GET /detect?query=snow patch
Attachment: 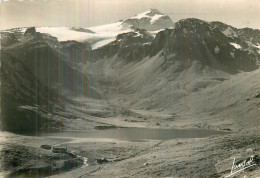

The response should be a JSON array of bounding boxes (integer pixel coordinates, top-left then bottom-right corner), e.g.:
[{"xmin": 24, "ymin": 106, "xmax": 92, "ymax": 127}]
[
  {"xmin": 223, "ymin": 27, "xmax": 238, "ymax": 38},
  {"xmin": 143, "ymin": 42, "xmax": 151, "ymax": 45},
  {"xmin": 248, "ymin": 43, "xmax": 260, "ymax": 54},
  {"xmin": 130, "ymin": 11, "xmax": 151, "ymax": 19},
  {"xmin": 245, "ymin": 41, "xmax": 260, "ymax": 54},
  {"xmin": 130, "ymin": 9, "xmax": 167, "ymax": 25},
  {"xmin": 133, "ymin": 31, "xmax": 144, "ymax": 38},
  {"xmin": 150, "ymin": 14, "xmax": 165, "ymax": 24},
  {"xmin": 36, "ymin": 22, "xmax": 132, "ymax": 49},
  {"xmin": 255, "ymin": 44, "xmax": 260, "ymax": 54},
  {"xmin": 230, "ymin": 42, "xmax": 241, "ymax": 49},
  {"xmin": 148, "ymin": 28, "xmax": 173, "ymax": 37},
  {"xmin": 36, "ymin": 27, "xmax": 91, "ymax": 41},
  {"xmin": 92, "ymin": 38, "xmax": 116, "ymax": 49},
  {"xmin": 254, "ymin": 44, "xmax": 260, "ymax": 50}
]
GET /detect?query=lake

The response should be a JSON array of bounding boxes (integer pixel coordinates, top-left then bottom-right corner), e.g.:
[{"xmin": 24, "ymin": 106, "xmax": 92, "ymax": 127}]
[{"xmin": 40, "ymin": 127, "xmax": 228, "ymax": 142}]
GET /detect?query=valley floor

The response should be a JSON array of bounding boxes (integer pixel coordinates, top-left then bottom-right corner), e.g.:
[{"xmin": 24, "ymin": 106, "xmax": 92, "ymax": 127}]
[{"xmin": 1, "ymin": 115, "xmax": 260, "ymax": 178}]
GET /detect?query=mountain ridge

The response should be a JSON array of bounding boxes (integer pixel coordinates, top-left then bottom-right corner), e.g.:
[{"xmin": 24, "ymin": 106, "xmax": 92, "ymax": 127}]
[{"xmin": 1, "ymin": 9, "xmax": 260, "ymax": 132}]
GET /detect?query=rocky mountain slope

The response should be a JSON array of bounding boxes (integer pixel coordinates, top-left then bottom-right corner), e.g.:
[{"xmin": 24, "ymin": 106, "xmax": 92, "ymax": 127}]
[
  {"xmin": 1, "ymin": 9, "xmax": 260, "ymax": 133},
  {"xmin": 0, "ymin": 27, "xmax": 100, "ymax": 132},
  {"xmin": 90, "ymin": 18, "xmax": 260, "ymax": 73}
]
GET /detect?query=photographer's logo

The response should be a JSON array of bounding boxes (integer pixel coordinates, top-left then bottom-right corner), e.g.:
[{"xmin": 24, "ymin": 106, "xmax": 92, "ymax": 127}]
[{"xmin": 225, "ymin": 155, "xmax": 258, "ymax": 178}]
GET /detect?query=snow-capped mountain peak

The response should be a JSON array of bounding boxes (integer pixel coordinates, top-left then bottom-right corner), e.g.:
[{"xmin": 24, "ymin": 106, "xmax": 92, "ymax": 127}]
[
  {"xmin": 123, "ymin": 9, "xmax": 174, "ymax": 31},
  {"xmin": 130, "ymin": 9, "xmax": 164, "ymax": 22},
  {"xmin": 2, "ymin": 9, "xmax": 174, "ymax": 50}
]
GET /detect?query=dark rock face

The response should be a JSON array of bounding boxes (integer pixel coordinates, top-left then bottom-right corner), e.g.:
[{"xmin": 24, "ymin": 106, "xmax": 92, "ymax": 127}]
[
  {"xmin": 0, "ymin": 33, "xmax": 19, "ymax": 47},
  {"xmin": 60, "ymin": 40, "xmax": 92, "ymax": 51},
  {"xmin": 149, "ymin": 28, "xmax": 174, "ymax": 57},
  {"xmin": 0, "ymin": 51, "xmax": 59, "ymax": 132},
  {"xmin": 2, "ymin": 39, "xmax": 99, "ymax": 98},
  {"xmin": 0, "ymin": 29, "xmax": 100, "ymax": 132},
  {"xmin": 116, "ymin": 29, "xmax": 153, "ymax": 47},
  {"xmin": 59, "ymin": 40, "xmax": 92, "ymax": 64},
  {"xmin": 91, "ymin": 29, "xmax": 153, "ymax": 62},
  {"xmin": 116, "ymin": 29, "xmax": 153, "ymax": 61},
  {"xmin": 90, "ymin": 18, "xmax": 260, "ymax": 74},
  {"xmin": 23, "ymin": 27, "xmax": 43, "ymax": 40},
  {"xmin": 24, "ymin": 27, "xmax": 36, "ymax": 36},
  {"xmin": 149, "ymin": 19, "xmax": 259, "ymax": 73},
  {"xmin": 210, "ymin": 21, "xmax": 260, "ymax": 44}
]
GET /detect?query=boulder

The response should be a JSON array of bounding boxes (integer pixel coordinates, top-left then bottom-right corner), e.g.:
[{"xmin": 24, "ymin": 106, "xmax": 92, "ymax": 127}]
[
  {"xmin": 24, "ymin": 27, "xmax": 36, "ymax": 36},
  {"xmin": 40, "ymin": 145, "xmax": 52, "ymax": 150},
  {"xmin": 96, "ymin": 158, "xmax": 108, "ymax": 164}
]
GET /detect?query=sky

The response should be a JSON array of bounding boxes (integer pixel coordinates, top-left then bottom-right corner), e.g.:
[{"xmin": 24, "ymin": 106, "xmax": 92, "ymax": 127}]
[{"xmin": 0, "ymin": 0, "xmax": 260, "ymax": 30}]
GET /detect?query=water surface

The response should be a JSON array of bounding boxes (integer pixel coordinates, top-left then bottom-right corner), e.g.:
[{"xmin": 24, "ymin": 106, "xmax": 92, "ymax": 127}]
[{"xmin": 41, "ymin": 127, "xmax": 227, "ymax": 142}]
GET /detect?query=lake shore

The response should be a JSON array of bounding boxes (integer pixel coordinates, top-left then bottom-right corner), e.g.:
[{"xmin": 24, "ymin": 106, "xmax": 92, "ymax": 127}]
[{"xmin": 1, "ymin": 117, "xmax": 260, "ymax": 178}]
